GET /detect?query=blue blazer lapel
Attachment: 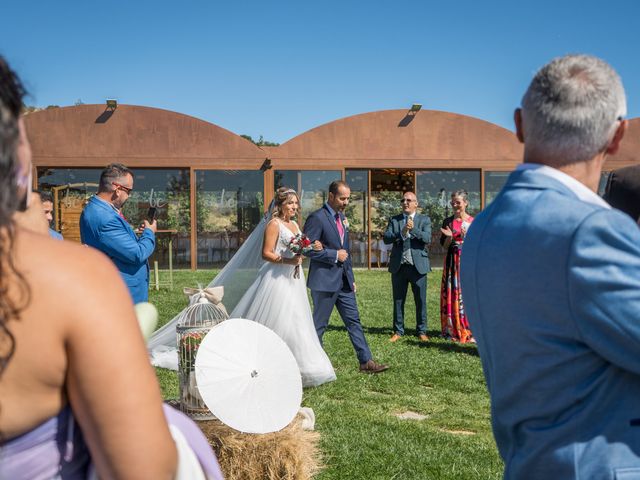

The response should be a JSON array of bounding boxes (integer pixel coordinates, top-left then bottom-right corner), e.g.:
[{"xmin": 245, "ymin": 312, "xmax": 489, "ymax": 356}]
[
  {"xmin": 91, "ymin": 196, "xmax": 135, "ymax": 239},
  {"xmin": 393, "ymin": 214, "xmax": 403, "ymax": 237}
]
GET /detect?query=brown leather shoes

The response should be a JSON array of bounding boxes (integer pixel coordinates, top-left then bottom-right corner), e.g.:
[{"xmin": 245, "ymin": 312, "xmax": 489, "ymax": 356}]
[
  {"xmin": 389, "ymin": 333, "xmax": 402, "ymax": 343},
  {"xmin": 359, "ymin": 360, "xmax": 389, "ymax": 374},
  {"xmin": 418, "ymin": 334, "xmax": 430, "ymax": 342}
]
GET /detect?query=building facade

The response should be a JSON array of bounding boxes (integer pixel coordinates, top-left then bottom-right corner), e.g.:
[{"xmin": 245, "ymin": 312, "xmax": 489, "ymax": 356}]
[{"xmin": 26, "ymin": 104, "xmax": 639, "ymax": 269}]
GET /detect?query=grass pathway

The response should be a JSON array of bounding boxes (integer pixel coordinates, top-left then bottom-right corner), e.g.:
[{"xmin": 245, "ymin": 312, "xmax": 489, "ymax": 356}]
[{"xmin": 151, "ymin": 269, "xmax": 503, "ymax": 479}]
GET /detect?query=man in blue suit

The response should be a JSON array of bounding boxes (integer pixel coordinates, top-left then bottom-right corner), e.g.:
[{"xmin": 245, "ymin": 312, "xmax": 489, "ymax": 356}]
[
  {"xmin": 461, "ymin": 54, "xmax": 639, "ymax": 479},
  {"xmin": 304, "ymin": 180, "xmax": 388, "ymax": 374},
  {"xmin": 383, "ymin": 191, "xmax": 431, "ymax": 342},
  {"xmin": 80, "ymin": 163, "xmax": 157, "ymax": 304}
]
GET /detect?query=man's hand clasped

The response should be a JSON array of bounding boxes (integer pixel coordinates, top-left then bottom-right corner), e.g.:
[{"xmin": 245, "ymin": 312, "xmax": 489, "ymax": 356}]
[{"xmin": 402, "ymin": 217, "xmax": 414, "ymax": 236}]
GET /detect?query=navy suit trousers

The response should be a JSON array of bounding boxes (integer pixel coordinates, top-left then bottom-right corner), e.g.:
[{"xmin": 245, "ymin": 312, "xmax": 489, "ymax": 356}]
[
  {"xmin": 311, "ymin": 275, "xmax": 372, "ymax": 364},
  {"xmin": 391, "ymin": 264, "xmax": 427, "ymax": 335}
]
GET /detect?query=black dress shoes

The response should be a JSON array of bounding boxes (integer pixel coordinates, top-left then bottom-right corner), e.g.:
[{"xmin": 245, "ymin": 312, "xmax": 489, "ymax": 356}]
[{"xmin": 359, "ymin": 360, "xmax": 389, "ymax": 374}]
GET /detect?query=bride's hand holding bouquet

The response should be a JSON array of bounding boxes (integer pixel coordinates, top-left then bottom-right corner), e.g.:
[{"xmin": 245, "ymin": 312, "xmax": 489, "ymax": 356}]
[{"xmin": 287, "ymin": 233, "xmax": 318, "ymax": 278}]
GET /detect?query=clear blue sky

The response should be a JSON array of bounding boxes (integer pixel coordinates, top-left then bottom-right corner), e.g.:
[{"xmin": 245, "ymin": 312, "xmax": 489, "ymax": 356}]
[{"xmin": 3, "ymin": 0, "xmax": 638, "ymax": 143}]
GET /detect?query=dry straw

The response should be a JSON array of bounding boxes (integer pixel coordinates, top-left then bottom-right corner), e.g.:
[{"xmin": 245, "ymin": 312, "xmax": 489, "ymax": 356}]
[{"xmin": 199, "ymin": 414, "xmax": 323, "ymax": 480}]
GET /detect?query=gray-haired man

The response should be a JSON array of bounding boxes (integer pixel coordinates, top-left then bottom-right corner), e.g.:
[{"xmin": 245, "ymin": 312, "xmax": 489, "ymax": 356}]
[{"xmin": 461, "ymin": 55, "xmax": 640, "ymax": 479}]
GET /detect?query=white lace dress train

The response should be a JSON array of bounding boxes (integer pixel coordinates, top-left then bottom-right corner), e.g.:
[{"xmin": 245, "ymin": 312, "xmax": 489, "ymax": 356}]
[{"xmin": 230, "ymin": 221, "xmax": 336, "ymax": 387}]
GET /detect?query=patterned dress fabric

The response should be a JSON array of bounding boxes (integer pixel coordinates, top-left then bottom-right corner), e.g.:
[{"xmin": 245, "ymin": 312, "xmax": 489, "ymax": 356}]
[{"xmin": 440, "ymin": 216, "xmax": 474, "ymax": 343}]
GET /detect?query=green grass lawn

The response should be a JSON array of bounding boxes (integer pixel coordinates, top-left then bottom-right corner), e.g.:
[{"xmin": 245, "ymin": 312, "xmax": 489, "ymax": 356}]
[{"xmin": 150, "ymin": 269, "xmax": 503, "ymax": 479}]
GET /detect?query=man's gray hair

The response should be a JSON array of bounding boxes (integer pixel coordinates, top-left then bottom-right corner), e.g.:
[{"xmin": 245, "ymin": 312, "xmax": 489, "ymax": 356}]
[{"xmin": 521, "ymin": 54, "xmax": 626, "ymax": 165}]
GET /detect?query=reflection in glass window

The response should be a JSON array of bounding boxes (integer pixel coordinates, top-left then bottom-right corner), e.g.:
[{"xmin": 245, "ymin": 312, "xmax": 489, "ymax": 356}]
[
  {"xmin": 274, "ymin": 170, "xmax": 341, "ymax": 222},
  {"xmin": 37, "ymin": 167, "xmax": 102, "ymax": 243},
  {"xmin": 123, "ymin": 169, "xmax": 192, "ymax": 269},
  {"xmin": 415, "ymin": 170, "xmax": 481, "ymax": 266},
  {"xmin": 345, "ymin": 170, "xmax": 368, "ymax": 268},
  {"xmin": 484, "ymin": 171, "xmax": 511, "ymax": 206},
  {"xmin": 416, "ymin": 170, "xmax": 480, "ymax": 224},
  {"xmin": 196, "ymin": 170, "xmax": 264, "ymax": 268},
  {"xmin": 37, "ymin": 168, "xmax": 192, "ymax": 269},
  {"xmin": 369, "ymin": 169, "xmax": 414, "ymax": 268}
]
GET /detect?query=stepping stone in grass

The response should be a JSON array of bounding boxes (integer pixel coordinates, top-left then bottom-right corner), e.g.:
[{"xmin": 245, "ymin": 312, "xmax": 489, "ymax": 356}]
[
  {"xmin": 439, "ymin": 428, "xmax": 476, "ymax": 435},
  {"xmin": 394, "ymin": 411, "xmax": 428, "ymax": 420}
]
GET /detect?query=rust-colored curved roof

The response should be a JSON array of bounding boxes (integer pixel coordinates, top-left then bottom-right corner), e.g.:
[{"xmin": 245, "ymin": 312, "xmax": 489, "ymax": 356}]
[
  {"xmin": 608, "ymin": 117, "xmax": 640, "ymax": 169},
  {"xmin": 267, "ymin": 109, "xmax": 524, "ymax": 170},
  {"xmin": 25, "ymin": 104, "xmax": 266, "ymax": 168}
]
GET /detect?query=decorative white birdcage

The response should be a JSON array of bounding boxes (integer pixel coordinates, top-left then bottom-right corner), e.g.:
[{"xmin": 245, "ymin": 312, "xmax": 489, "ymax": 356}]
[{"xmin": 177, "ymin": 286, "xmax": 229, "ymax": 420}]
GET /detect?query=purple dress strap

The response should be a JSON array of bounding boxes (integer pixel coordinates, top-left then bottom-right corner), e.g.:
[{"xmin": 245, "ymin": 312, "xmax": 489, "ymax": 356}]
[{"xmin": 1, "ymin": 404, "xmax": 223, "ymax": 480}]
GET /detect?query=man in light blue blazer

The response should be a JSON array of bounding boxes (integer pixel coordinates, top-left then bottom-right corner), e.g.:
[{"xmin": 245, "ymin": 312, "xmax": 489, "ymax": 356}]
[
  {"xmin": 80, "ymin": 163, "xmax": 157, "ymax": 304},
  {"xmin": 461, "ymin": 54, "xmax": 639, "ymax": 479}
]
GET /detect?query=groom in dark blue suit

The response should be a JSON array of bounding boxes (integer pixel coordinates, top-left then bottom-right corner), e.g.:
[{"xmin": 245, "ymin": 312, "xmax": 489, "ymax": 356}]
[{"xmin": 304, "ymin": 180, "xmax": 388, "ymax": 374}]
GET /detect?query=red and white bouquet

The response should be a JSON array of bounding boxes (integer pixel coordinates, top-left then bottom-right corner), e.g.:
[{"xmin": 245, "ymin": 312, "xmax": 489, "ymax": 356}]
[{"xmin": 287, "ymin": 233, "xmax": 313, "ymax": 278}]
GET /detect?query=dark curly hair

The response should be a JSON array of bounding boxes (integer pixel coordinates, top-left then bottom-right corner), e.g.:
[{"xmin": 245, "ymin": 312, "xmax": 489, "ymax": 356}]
[{"xmin": 0, "ymin": 56, "xmax": 30, "ymax": 378}]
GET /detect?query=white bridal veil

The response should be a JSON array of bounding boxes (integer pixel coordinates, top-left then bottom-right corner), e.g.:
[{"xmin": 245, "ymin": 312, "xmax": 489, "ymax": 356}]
[{"xmin": 148, "ymin": 202, "xmax": 274, "ymax": 369}]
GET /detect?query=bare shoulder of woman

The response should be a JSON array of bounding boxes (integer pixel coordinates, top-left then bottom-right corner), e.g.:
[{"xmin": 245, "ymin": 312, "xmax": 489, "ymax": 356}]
[
  {"xmin": 17, "ymin": 230, "xmax": 124, "ymax": 308},
  {"xmin": 264, "ymin": 218, "xmax": 281, "ymax": 235},
  {"xmin": 15, "ymin": 230, "xmax": 177, "ymax": 478}
]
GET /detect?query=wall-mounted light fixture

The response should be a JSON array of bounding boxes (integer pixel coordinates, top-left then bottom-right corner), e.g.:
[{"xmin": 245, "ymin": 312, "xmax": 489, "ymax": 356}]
[
  {"xmin": 260, "ymin": 159, "xmax": 272, "ymax": 171},
  {"xmin": 410, "ymin": 103, "xmax": 422, "ymax": 113},
  {"xmin": 106, "ymin": 99, "xmax": 118, "ymax": 110}
]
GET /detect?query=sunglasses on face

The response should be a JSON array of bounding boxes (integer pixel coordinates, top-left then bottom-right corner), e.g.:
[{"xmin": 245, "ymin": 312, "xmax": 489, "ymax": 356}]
[
  {"xmin": 113, "ymin": 182, "xmax": 133, "ymax": 194},
  {"xmin": 400, "ymin": 199, "xmax": 416, "ymax": 204}
]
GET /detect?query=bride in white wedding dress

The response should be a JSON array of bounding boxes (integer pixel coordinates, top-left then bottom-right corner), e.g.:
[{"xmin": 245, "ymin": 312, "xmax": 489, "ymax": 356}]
[
  {"xmin": 232, "ymin": 187, "xmax": 336, "ymax": 387},
  {"xmin": 148, "ymin": 187, "xmax": 336, "ymax": 388}
]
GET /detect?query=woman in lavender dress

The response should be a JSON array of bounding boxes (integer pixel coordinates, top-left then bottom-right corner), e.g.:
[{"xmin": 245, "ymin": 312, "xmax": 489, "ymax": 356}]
[{"xmin": 0, "ymin": 56, "xmax": 222, "ymax": 480}]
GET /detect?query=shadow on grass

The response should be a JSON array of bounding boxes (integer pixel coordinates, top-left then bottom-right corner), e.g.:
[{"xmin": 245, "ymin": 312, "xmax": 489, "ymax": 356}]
[
  {"xmin": 326, "ymin": 325, "xmax": 478, "ymax": 356},
  {"xmin": 414, "ymin": 339, "xmax": 480, "ymax": 357},
  {"xmin": 326, "ymin": 324, "xmax": 391, "ymax": 336}
]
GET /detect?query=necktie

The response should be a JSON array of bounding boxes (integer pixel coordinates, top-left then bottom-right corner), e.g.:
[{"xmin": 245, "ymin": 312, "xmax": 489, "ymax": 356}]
[
  {"xmin": 402, "ymin": 215, "xmax": 413, "ymax": 265},
  {"xmin": 335, "ymin": 213, "xmax": 344, "ymax": 243}
]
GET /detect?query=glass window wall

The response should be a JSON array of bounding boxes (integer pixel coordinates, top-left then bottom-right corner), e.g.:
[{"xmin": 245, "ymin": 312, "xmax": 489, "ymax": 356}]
[
  {"xmin": 415, "ymin": 170, "xmax": 481, "ymax": 267},
  {"xmin": 37, "ymin": 168, "xmax": 192, "ymax": 268},
  {"xmin": 484, "ymin": 171, "xmax": 511, "ymax": 206},
  {"xmin": 369, "ymin": 169, "xmax": 414, "ymax": 268},
  {"xmin": 274, "ymin": 170, "xmax": 342, "ymax": 223},
  {"xmin": 345, "ymin": 170, "xmax": 369, "ymax": 268},
  {"xmin": 195, "ymin": 170, "xmax": 264, "ymax": 268}
]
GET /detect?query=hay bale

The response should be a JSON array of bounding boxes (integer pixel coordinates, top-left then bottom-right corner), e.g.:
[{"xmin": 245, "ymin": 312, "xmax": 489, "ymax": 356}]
[{"xmin": 199, "ymin": 414, "xmax": 323, "ymax": 480}]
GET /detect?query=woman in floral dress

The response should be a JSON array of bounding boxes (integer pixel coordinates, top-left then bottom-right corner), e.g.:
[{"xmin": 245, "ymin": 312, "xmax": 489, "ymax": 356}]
[{"xmin": 440, "ymin": 190, "xmax": 474, "ymax": 343}]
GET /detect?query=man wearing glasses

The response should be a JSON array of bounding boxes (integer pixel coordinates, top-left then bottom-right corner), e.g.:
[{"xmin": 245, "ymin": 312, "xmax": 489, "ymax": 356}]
[
  {"xmin": 383, "ymin": 191, "xmax": 432, "ymax": 342},
  {"xmin": 80, "ymin": 163, "xmax": 157, "ymax": 304}
]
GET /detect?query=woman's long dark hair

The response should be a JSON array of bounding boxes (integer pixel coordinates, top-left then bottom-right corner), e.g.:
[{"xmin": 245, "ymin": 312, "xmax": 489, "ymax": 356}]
[{"xmin": 0, "ymin": 56, "xmax": 30, "ymax": 379}]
